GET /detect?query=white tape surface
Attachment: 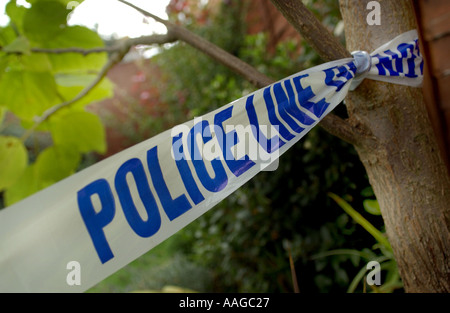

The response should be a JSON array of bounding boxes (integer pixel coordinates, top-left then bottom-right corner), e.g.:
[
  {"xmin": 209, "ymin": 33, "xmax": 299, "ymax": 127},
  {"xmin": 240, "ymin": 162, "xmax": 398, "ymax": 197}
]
[{"xmin": 0, "ymin": 30, "xmax": 422, "ymax": 292}]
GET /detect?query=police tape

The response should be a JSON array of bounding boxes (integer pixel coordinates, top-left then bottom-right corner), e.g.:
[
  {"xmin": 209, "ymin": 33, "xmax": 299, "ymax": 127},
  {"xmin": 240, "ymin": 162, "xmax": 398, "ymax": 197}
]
[{"xmin": 0, "ymin": 30, "xmax": 422, "ymax": 292}]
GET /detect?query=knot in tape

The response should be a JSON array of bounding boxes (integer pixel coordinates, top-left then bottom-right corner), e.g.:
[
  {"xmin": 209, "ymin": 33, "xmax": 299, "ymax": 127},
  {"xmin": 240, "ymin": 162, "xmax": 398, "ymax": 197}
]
[{"xmin": 350, "ymin": 50, "xmax": 371, "ymax": 91}]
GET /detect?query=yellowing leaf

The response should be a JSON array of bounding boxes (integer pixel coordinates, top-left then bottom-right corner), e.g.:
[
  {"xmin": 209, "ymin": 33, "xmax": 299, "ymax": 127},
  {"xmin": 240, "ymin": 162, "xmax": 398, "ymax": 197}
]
[
  {"xmin": 55, "ymin": 74, "xmax": 113, "ymax": 108},
  {"xmin": 0, "ymin": 136, "xmax": 28, "ymax": 191},
  {"xmin": 3, "ymin": 36, "xmax": 30, "ymax": 54},
  {"xmin": 44, "ymin": 26, "xmax": 108, "ymax": 74},
  {"xmin": 3, "ymin": 145, "xmax": 81, "ymax": 206},
  {"xmin": 0, "ymin": 106, "xmax": 7, "ymax": 126},
  {"xmin": 50, "ymin": 110, "xmax": 106, "ymax": 154},
  {"xmin": 4, "ymin": 165, "xmax": 38, "ymax": 206},
  {"xmin": 0, "ymin": 70, "xmax": 59, "ymax": 120},
  {"xmin": 34, "ymin": 145, "xmax": 81, "ymax": 184}
]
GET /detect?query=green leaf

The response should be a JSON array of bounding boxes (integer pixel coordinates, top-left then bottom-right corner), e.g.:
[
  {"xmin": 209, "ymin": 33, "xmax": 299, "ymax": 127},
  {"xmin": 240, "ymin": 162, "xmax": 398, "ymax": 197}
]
[
  {"xmin": 19, "ymin": 53, "xmax": 53, "ymax": 72},
  {"xmin": 0, "ymin": 25, "xmax": 17, "ymax": 46},
  {"xmin": 0, "ymin": 70, "xmax": 59, "ymax": 120},
  {"xmin": 363, "ymin": 199, "xmax": 381, "ymax": 215},
  {"xmin": 1, "ymin": 52, "xmax": 52, "ymax": 72},
  {"xmin": 328, "ymin": 193, "xmax": 392, "ymax": 251},
  {"xmin": 360, "ymin": 186, "xmax": 374, "ymax": 197},
  {"xmin": 2, "ymin": 36, "xmax": 30, "ymax": 54},
  {"xmin": 44, "ymin": 26, "xmax": 108, "ymax": 74},
  {"xmin": 4, "ymin": 165, "xmax": 38, "ymax": 206},
  {"xmin": 0, "ymin": 106, "xmax": 7, "ymax": 126},
  {"xmin": 6, "ymin": 0, "xmax": 27, "ymax": 33},
  {"xmin": 50, "ymin": 110, "xmax": 106, "ymax": 154},
  {"xmin": 0, "ymin": 135, "xmax": 28, "ymax": 191},
  {"xmin": 3, "ymin": 145, "xmax": 82, "ymax": 206},
  {"xmin": 23, "ymin": 0, "xmax": 68, "ymax": 43},
  {"xmin": 26, "ymin": 0, "xmax": 84, "ymax": 6},
  {"xmin": 34, "ymin": 145, "xmax": 81, "ymax": 185},
  {"xmin": 55, "ymin": 73, "xmax": 113, "ymax": 108},
  {"xmin": 0, "ymin": 55, "xmax": 8, "ymax": 81}
]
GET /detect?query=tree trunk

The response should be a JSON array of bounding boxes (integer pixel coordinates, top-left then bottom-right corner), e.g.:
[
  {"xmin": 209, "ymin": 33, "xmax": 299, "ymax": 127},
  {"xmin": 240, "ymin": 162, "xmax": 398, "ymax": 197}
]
[{"xmin": 339, "ymin": 0, "xmax": 450, "ymax": 292}]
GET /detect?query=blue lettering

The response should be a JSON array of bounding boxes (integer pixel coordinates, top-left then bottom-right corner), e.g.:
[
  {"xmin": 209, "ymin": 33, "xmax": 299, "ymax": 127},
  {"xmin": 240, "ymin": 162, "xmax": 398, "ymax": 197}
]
[
  {"xmin": 273, "ymin": 80, "xmax": 315, "ymax": 131},
  {"xmin": 292, "ymin": 74, "xmax": 331, "ymax": 118},
  {"xmin": 373, "ymin": 45, "xmax": 418, "ymax": 78},
  {"xmin": 323, "ymin": 65, "xmax": 353, "ymax": 92},
  {"xmin": 115, "ymin": 158, "xmax": 161, "ymax": 238},
  {"xmin": 172, "ymin": 133, "xmax": 205, "ymax": 205},
  {"xmin": 373, "ymin": 51, "xmax": 399, "ymax": 77},
  {"xmin": 245, "ymin": 94, "xmax": 285, "ymax": 153},
  {"xmin": 263, "ymin": 87, "xmax": 295, "ymax": 141},
  {"xmin": 188, "ymin": 120, "xmax": 228, "ymax": 192},
  {"xmin": 214, "ymin": 106, "xmax": 255, "ymax": 177},
  {"xmin": 397, "ymin": 43, "xmax": 417, "ymax": 78},
  {"xmin": 77, "ymin": 179, "xmax": 116, "ymax": 264},
  {"xmin": 147, "ymin": 146, "xmax": 192, "ymax": 221}
]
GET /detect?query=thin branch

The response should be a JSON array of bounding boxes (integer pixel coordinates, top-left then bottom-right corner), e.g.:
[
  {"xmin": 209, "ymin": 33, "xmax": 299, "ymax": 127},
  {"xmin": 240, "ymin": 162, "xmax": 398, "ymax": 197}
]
[
  {"xmin": 2, "ymin": 34, "xmax": 177, "ymax": 56},
  {"xmin": 319, "ymin": 114, "xmax": 377, "ymax": 149},
  {"xmin": 118, "ymin": 0, "xmax": 274, "ymax": 88},
  {"xmin": 270, "ymin": 0, "xmax": 351, "ymax": 61},
  {"xmin": 117, "ymin": 0, "xmax": 371, "ymax": 147},
  {"xmin": 269, "ymin": 0, "xmax": 379, "ymax": 148},
  {"xmin": 30, "ymin": 46, "xmax": 118, "ymax": 55},
  {"xmin": 21, "ymin": 33, "xmax": 176, "ymax": 142}
]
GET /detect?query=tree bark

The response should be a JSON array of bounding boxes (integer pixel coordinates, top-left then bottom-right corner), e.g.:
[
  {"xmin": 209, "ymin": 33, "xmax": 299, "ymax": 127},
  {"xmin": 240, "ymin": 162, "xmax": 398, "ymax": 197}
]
[{"xmin": 339, "ymin": 0, "xmax": 450, "ymax": 292}]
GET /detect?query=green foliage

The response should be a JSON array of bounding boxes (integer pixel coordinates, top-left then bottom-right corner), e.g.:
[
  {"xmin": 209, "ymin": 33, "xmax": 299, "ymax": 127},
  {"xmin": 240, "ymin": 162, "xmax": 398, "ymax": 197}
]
[
  {"xmin": 0, "ymin": 0, "xmax": 112, "ymax": 206},
  {"xmin": 328, "ymin": 193, "xmax": 391, "ymax": 251},
  {"xmin": 314, "ymin": 193, "xmax": 402, "ymax": 293}
]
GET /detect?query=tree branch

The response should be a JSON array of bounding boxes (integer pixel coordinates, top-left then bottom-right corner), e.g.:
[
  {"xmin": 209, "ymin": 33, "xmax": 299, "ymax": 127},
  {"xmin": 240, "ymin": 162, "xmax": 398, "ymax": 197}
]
[
  {"xmin": 21, "ymin": 33, "xmax": 176, "ymax": 142},
  {"xmin": 270, "ymin": 0, "xmax": 351, "ymax": 61},
  {"xmin": 1, "ymin": 34, "xmax": 177, "ymax": 56},
  {"xmin": 30, "ymin": 46, "xmax": 118, "ymax": 55},
  {"xmin": 117, "ymin": 1, "xmax": 372, "ymax": 146},
  {"xmin": 269, "ymin": 0, "xmax": 379, "ymax": 148},
  {"xmin": 118, "ymin": 0, "xmax": 274, "ymax": 89}
]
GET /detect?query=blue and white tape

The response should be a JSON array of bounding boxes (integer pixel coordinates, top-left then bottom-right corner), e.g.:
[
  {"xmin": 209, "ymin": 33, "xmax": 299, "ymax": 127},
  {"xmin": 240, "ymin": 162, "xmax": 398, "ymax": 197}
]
[{"xmin": 0, "ymin": 30, "xmax": 423, "ymax": 292}]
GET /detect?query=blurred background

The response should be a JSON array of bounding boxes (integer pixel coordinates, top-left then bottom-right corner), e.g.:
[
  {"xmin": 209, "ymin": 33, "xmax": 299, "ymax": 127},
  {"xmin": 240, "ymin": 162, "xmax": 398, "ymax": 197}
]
[{"xmin": 0, "ymin": 0, "xmax": 405, "ymax": 293}]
